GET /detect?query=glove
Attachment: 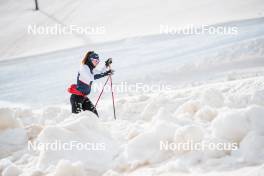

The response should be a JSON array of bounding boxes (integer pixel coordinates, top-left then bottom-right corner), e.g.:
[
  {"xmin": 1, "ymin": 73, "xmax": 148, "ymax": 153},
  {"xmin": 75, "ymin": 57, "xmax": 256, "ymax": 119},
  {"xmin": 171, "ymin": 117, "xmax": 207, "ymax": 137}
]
[
  {"xmin": 104, "ymin": 69, "xmax": 115, "ymax": 76},
  {"xmin": 105, "ymin": 58, "xmax": 112, "ymax": 67}
]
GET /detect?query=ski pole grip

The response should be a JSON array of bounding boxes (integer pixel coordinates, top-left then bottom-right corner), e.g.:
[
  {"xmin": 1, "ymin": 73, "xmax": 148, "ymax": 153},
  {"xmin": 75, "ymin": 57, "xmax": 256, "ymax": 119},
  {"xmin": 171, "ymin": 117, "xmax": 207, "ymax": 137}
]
[{"xmin": 105, "ymin": 58, "xmax": 112, "ymax": 68}]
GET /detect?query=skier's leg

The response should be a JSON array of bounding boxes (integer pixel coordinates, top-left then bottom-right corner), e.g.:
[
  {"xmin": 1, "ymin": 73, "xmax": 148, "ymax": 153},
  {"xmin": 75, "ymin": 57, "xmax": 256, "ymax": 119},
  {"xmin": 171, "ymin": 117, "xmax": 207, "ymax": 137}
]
[
  {"xmin": 70, "ymin": 94, "xmax": 83, "ymax": 114},
  {"xmin": 82, "ymin": 98, "xmax": 99, "ymax": 117}
]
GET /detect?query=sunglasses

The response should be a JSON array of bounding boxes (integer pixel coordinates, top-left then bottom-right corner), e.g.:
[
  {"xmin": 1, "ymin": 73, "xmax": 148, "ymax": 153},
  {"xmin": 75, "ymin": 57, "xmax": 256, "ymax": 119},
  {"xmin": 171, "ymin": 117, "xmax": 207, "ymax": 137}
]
[{"xmin": 91, "ymin": 58, "xmax": 100, "ymax": 64}]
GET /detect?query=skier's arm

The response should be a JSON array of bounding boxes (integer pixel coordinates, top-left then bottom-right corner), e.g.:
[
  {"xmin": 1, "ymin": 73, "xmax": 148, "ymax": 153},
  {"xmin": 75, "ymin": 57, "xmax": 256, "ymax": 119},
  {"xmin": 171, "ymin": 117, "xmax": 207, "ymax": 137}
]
[
  {"xmin": 93, "ymin": 65, "xmax": 106, "ymax": 80},
  {"xmin": 94, "ymin": 58, "xmax": 114, "ymax": 80},
  {"xmin": 94, "ymin": 69, "xmax": 114, "ymax": 79},
  {"xmin": 94, "ymin": 72, "xmax": 106, "ymax": 79}
]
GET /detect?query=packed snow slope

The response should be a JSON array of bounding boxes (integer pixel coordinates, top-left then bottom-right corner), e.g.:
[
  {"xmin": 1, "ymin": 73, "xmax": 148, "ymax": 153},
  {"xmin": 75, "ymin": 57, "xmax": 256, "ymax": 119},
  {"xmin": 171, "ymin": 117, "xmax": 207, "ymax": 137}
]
[
  {"xmin": 0, "ymin": 17, "xmax": 264, "ymax": 106},
  {"xmin": 1, "ymin": 0, "xmax": 264, "ymax": 60},
  {"xmin": 0, "ymin": 17, "xmax": 264, "ymax": 176}
]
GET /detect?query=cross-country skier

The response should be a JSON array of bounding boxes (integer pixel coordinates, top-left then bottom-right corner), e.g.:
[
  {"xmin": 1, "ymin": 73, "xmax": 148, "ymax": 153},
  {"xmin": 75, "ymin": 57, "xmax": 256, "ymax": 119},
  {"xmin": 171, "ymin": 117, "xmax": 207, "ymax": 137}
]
[{"xmin": 68, "ymin": 51, "xmax": 114, "ymax": 117}]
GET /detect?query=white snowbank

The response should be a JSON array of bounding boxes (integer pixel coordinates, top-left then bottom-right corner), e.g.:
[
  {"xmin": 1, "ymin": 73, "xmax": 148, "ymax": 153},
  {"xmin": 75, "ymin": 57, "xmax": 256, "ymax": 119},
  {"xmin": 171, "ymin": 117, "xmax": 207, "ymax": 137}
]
[
  {"xmin": 0, "ymin": 108, "xmax": 23, "ymax": 131},
  {"xmin": 174, "ymin": 100, "xmax": 202, "ymax": 118},
  {"xmin": 36, "ymin": 114, "xmax": 119, "ymax": 173},
  {"xmin": 251, "ymin": 90, "xmax": 264, "ymax": 106},
  {"xmin": 0, "ymin": 128, "xmax": 28, "ymax": 158},
  {"xmin": 0, "ymin": 108, "xmax": 28, "ymax": 158},
  {"xmin": 212, "ymin": 109, "xmax": 250, "ymax": 143},
  {"xmin": 174, "ymin": 125, "xmax": 205, "ymax": 145},
  {"xmin": 2, "ymin": 163, "xmax": 21, "ymax": 176},
  {"xmin": 48, "ymin": 160, "xmax": 86, "ymax": 176},
  {"xmin": 0, "ymin": 76, "xmax": 264, "ymax": 176},
  {"xmin": 246, "ymin": 105, "xmax": 264, "ymax": 134},
  {"xmin": 201, "ymin": 88, "xmax": 224, "ymax": 108},
  {"xmin": 0, "ymin": 16, "xmax": 264, "ymax": 176},
  {"xmin": 232, "ymin": 131, "xmax": 264, "ymax": 164},
  {"xmin": 122, "ymin": 120, "xmax": 177, "ymax": 165},
  {"xmin": 212, "ymin": 105, "xmax": 264, "ymax": 143},
  {"xmin": 194, "ymin": 106, "xmax": 218, "ymax": 122}
]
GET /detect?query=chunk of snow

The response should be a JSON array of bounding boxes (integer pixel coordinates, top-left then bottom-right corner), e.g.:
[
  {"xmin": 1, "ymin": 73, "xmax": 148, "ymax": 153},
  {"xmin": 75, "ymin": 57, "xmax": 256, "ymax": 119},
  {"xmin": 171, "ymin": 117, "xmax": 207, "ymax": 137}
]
[
  {"xmin": 175, "ymin": 100, "xmax": 202, "ymax": 117},
  {"xmin": 246, "ymin": 105, "xmax": 264, "ymax": 134},
  {"xmin": 194, "ymin": 106, "xmax": 218, "ymax": 121},
  {"xmin": 122, "ymin": 120, "xmax": 177, "ymax": 166},
  {"xmin": 212, "ymin": 105, "xmax": 264, "ymax": 143},
  {"xmin": 48, "ymin": 160, "xmax": 86, "ymax": 176},
  {"xmin": 201, "ymin": 88, "xmax": 224, "ymax": 108},
  {"xmin": 173, "ymin": 125, "xmax": 205, "ymax": 154},
  {"xmin": 212, "ymin": 109, "xmax": 250, "ymax": 143},
  {"xmin": 251, "ymin": 90, "xmax": 264, "ymax": 106},
  {"xmin": 37, "ymin": 115, "xmax": 119, "ymax": 173},
  {"xmin": 0, "ymin": 128, "xmax": 28, "ymax": 158},
  {"xmin": 0, "ymin": 108, "xmax": 23, "ymax": 131},
  {"xmin": 174, "ymin": 125, "xmax": 205, "ymax": 144},
  {"xmin": 232, "ymin": 131, "xmax": 264, "ymax": 163},
  {"xmin": 2, "ymin": 164, "xmax": 21, "ymax": 176}
]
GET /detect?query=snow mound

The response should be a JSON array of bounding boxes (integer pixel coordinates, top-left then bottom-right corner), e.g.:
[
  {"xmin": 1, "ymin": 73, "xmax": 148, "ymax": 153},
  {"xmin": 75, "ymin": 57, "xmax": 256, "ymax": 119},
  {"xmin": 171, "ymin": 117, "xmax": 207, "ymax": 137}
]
[
  {"xmin": 0, "ymin": 129, "xmax": 28, "ymax": 158},
  {"xmin": 251, "ymin": 90, "xmax": 264, "ymax": 106},
  {"xmin": 212, "ymin": 109, "xmax": 250, "ymax": 143},
  {"xmin": 212, "ymin": 105, "xmax": 264, "ymax": 143},
  {"xmin": 37, "ymin": 114, "xmax": 119, "ymax": 173},
  {"xmin": 0, "ymin": 108, "xmax": 28, "ymax": 158},
  {"xmin": 194, "ymin": 106, "xmax": 218, "ymax": 121},
  {"xmin": 0, "ymin": 108, "xmax": 23, "ymax": 131},
  {"xmin": 232, "ymin": 131, "xmax": 264, "ymax": 164},
  {"xmin": 174, "ymin": 125, "xmax": 205, "ymax": 144},
  {"xmin": 48, "ymin": 160, "xmax": 86, "ymax": 176},
  {"xmin": 2, "ymin": 163, "xmax": 21, "ymax": 176},
  {"xmin": 0, "ymin": 77, "xmax": 263, "ymax": 175},
  {"xmin": 201, "ymin": 88, "xmax": 224, "ymax": 108},
  {"xmin": 174, "ymin": 100, "xmax": 202, "ymax": 117},
  {"xmin": 246, "ymin": 105, "xmax": 264, "ymax": 134}
]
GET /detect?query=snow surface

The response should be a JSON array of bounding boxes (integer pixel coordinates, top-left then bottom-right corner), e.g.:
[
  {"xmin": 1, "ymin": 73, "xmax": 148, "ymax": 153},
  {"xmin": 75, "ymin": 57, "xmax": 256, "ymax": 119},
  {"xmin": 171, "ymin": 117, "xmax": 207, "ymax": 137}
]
[
  {"xmin": 1, "ymin": 0, "xmax": 264, "ymax": 60},
  {"xmin": 1, "ymin": 1, "xmax": 264, "ymax": 175}
]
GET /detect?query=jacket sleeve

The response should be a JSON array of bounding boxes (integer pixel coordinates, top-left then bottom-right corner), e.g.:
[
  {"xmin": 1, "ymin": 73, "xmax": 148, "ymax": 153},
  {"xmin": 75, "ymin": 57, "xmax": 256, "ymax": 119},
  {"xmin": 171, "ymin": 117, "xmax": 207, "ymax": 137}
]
[
  {"xmin": 94, "ymin": 72, "xmax": 107, "ymax": 80},
  {"xmin": 93, "ymin": 66, "xmax": 108, "ymax": 80}
]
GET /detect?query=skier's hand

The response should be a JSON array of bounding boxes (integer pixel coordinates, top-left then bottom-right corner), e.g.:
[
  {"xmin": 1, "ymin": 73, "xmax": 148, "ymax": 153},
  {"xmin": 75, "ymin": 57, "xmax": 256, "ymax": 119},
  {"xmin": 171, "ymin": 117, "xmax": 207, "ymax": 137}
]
[
  {"xmin": 104, "ymin": 69, "xmax": 114, "ymax": 76},
  {"xmin": 105, "ymin": 58, "xmax": 112, "ymax": 67}
]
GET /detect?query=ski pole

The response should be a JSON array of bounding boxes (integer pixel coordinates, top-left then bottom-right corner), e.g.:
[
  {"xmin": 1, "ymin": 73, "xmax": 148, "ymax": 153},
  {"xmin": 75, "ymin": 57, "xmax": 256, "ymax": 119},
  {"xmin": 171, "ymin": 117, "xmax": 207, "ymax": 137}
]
[
  {"xmin": 109, "ymin": 75, "xmax": 116, "ymax": 120},
  {"xmin": 108, "ymin": 64, "xmax": 116, "ymax": 120},
  {"xmin": 95, "ymin": 76, "xmax": 110, "ymax": 108}
]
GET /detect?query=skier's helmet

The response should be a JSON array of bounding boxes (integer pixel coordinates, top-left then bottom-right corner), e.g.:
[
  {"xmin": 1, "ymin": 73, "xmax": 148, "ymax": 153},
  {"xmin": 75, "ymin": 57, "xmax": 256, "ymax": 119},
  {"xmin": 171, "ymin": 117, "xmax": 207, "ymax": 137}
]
[
  {"xmin": 82, "ymin": 51, "xmax": 100, "ymax": 67},
  {"xmin": 89, "ymin": 52, "xmax": 100, "ymax": 63}
]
